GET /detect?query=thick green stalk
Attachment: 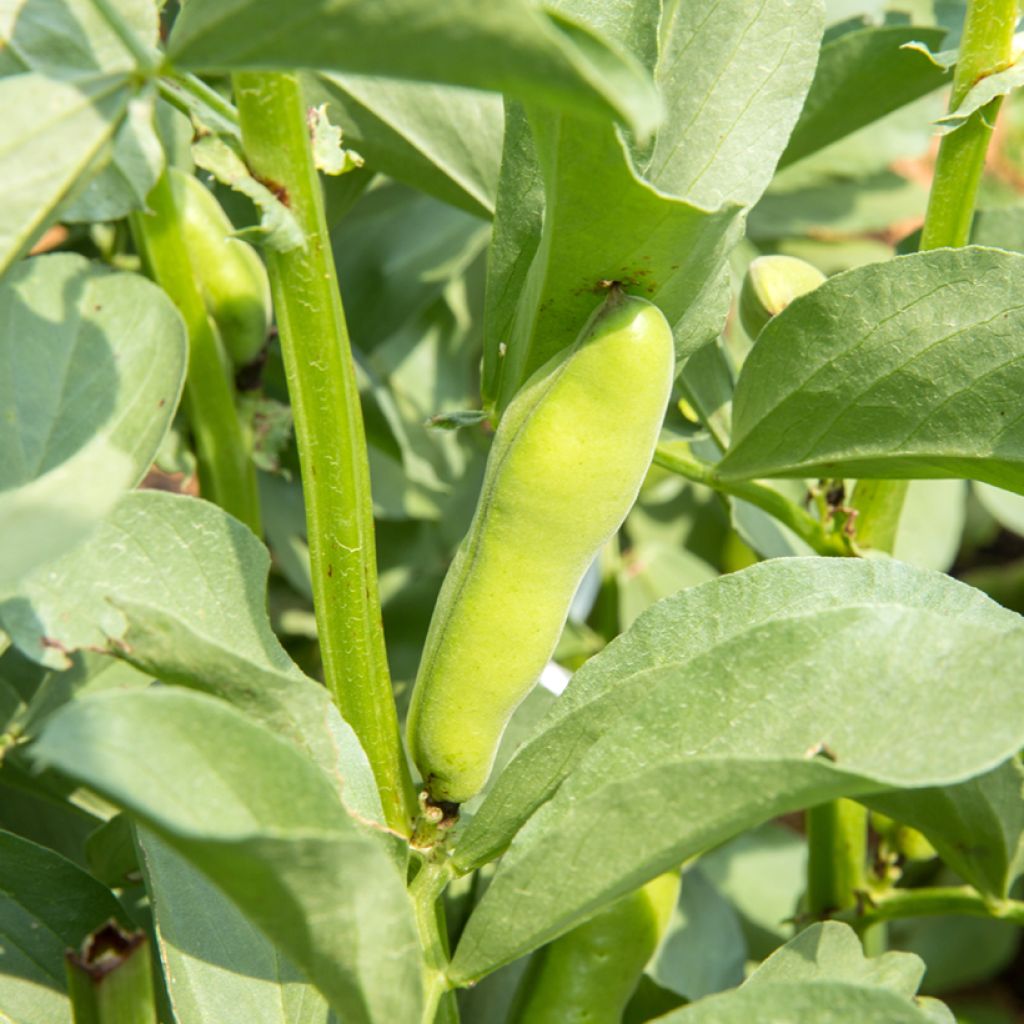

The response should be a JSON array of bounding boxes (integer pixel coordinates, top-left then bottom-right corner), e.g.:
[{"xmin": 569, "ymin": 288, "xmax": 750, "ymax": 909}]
[
  {"xmin": 653, "ymin": 445, "xmax": 851, "ymax": 557},
  {"xmin": 234, "ymin": 71, "xmax": 416, "ymax": 834},
  {"xmin": 805, "ymin": 799, "xmax": 867, "ymax": 917},
  {"xmin": 66, "ymin": 923, "xmax": 157, "ymax": 1024},
  {"xmin": 920, "ymin": 0, "xmax": 1018, "ymax": 250},
  {"xmin": 131, "ymin": 173, "xmax": 262, "ymax": 535},
  {"xmin": 410, "ymin": 858, "xmax": 458, "ymax": 1024},
  {"xmin": 855, "ymin": 0, "xmax": 1018, "ymax": 548}
]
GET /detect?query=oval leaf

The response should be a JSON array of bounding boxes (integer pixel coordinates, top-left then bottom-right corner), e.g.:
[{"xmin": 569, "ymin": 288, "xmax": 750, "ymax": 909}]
[
  {"xmin": 0, "ymin": 254, "xmax": 186, "ymax": 590},
  {"xmin": 30, "ymin": 688, "xmax": 422, "ymax": 1024},
  {"xmin": 718, "ymin": 248, "xmax": 1024, "ymax": 494},
  {"xmin": 450, "ymin": 559, "xmax": 1024, "ymax": 981}
]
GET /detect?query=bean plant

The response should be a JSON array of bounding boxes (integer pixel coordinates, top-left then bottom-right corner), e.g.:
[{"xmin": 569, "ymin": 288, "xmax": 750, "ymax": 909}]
[{"xmin": 3, "ymin": 0, "xmax": 1024, "ymax": 1022}]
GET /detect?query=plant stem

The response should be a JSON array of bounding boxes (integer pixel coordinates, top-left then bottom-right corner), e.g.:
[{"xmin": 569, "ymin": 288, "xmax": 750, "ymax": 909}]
[
  {"xmin": 836, "ymin": 885, "xmax": 1024, "ymax": 931},
  {"xmin": 920, "ymin": 0, "xmax": 1018, "ymax": 250},
  {"xmin": 66, "ymin": 922, "xmax": 157, "ymax": 1024},
  {"xmin": 852, "ymin": 2, "xmax": 1017, "ymax": 550},
  {"xmin": 653, "ymin": 444, "xmax": 852, "ymax": 557},
  {"xmin": 158, "ymin": 73, "xmax": 241, "ymax": 139},
  {"xmin": 410, "ymin": 857, "xmax": 458, "ymax": 1024},
  {"xmin": 131, "ymin": 173, "xmax": 262, "ymax": 535},
  {"xmin": 805, "ymin": 799, "xmax": 868, "ymax": 917},
  {"xmin": 234, "ymin": 71, "xmax": 416, "ymax": 835}
]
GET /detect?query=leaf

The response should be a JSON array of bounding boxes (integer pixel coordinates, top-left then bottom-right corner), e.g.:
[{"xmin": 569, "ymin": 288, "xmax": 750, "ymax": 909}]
[
  {"xmin": 168, "ymin": 0, "xmax": 662, "ymax": 139},
  {"xmin": 60, "ymin": 88, "xmax": 164, "ymax": 223},
  {"xmin": 0, "ymin": 254, "xmax": 186, "ymax": 590},
  {"xmin": 483, "ymin": 0, "xmax": 822, "ymax": 410},
  {"xmin": 974, "ymin": 481, "xmax": 1024, "ymax": 537},
  {"xmin": 647, "ymin": 0, "xmax": 825, "ymax": 207},
  {"xmin": 866, "ymin": 758, "xmax": 1024, "ymax": 899},
  {"xmin": 648, "ymin": 867, "xmax": 746, "ymax": 1002},
  {"xmin": 308, "ymin": 102, "xmax": 363, "ymax": 176},
  {"xmin": 137, "ymin": 828, "xmax": 332, "ymax": 1024},
  {"xmin": 650, "ymin": 923, "xmax": 944, "ymax": 1022},
  {"xmin": 780, "ymin": 26, "xmax": 950, "ymax": 167},
  {"xmin": 449, "ymin": 559, "xmax": 1024, "ymax": 981},
  {"xmin": 891, "ymin": 480, "xmax": 967, "ymax": 572},
  {"xmin": 0, "ymin": 829, "xmax": 127, "ymax": 1024},
  {"xmin": 309, "ymin": 74, "xmax": 503, "ymax": 217},
  {"xmin": 936, "ymin": 51, "xmax": 1024, "ymax": 134},
  {"xmin": 0, "ymin": 491, "xmax": 384, "ymax": 828},
  {"xmin": 718, "ymin": 248, "xmax": 1024, "ymax": 494},
  {"xmin": 0, "ymin": 73, "xmax": 130, "ymax": 277},
  {"xmin": 0, "ymin": 0, "xmax": 159, "ymax": 77},
  {"xmin": 191, "ymin": 135, "xmax": 304, "ymax": 251},
  {"xmin": 746, "ymin": 921, "xmax": 923, "ymax": 995},
  {"xmin": 30, "ymin": 688, "xmax": 423, "ymax": 1024},
  {"xmin": 658, "ymin": 984, "xmax": 942, "ymax": 1022}
]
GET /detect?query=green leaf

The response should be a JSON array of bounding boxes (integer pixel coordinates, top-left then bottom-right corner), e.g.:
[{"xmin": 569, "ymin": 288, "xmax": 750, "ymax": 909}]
[
  {"xmin": 0, "ymin": 0, "xmax": 158, "ymax": 76},
  {"xmin": 892, "ymin": 480, "xmax": 967, "ymax": 572},
  {"xmin": 935, "ymin": 50, "xmax": 1024, "ymax": 134},
  {"xmin": 866, "ymin": 758, "xmax": 1024, "ymax": 899},
  {"xmin": 308, "ymin": 75, "xmax": 503, "ymax": 217},
  {"xmin": 0, "ymin": 73, "xmax": 131, "ymax": 277},
  {"xmin": 168, "ymin": 0, "xmax": 661, "ymax": 139},
  {"xmin": 450, "ymin": 559, "xmax": 1024, "ymax": 980},
  {"xmin": 137, "ymin": 828, "xmax": 332, "ymax": 1024},
  {"xmin": 60, "ymin": 88, "xmax": 164, "ymax": 223},
  {"xmin": 0, "ymin": 254, "xmax": 186, "ymax": 590},
  {"xmin": 0, "ymin": 829, "xmax": 127, "ymax": 1024},
  {"xmin": 745, "ymin": 921, "xmax": 923, "ymax": 994},
  {"xmin": 974, "ymin": 481, "xmax": 1024, "ymax": 536},
  {"xmin": 191, "ymin": 135, "xmax": 304, "ymax": 252},
  {"xmin": 718, "ymin": 248, "xmax": 1024, "ymax": 494},
  {"xmin": 648, "ymin": 867, "xmax": 746, "ymax": 1002},
  {"xmin": 484, "ymin": 0, "xmax": 822, "ymax": 410},
  {"xmin": 780, "ymin": 26, "xmax": 951, "ymax": 167},
  {"xmin": 651, "ymin": 923, "xmax": 945, "ymax": 1022},
  {"xmin": 1, "ymin": 491, "xmax": 384, "ymax": 828},
  {"xmin": 647, "ymin": 0, "xmax": 824, "ymax": 207},
  {"xmin": 30, "ymin": 688, "xmax": 423, "ymax": 1024}
]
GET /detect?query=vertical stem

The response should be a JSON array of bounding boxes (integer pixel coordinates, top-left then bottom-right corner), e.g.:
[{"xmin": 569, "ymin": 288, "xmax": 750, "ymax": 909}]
[
  {"xmin": 805, "ymin": 798, "xmax": 868, "ymax": 917},
  {"xmin": 233, "ymin": 71, "xmax": 416, "ymax": 834},
  {"xmin": 852, "ymin": 1, "xmax": 1018, "ymax": 549},
  {"xmin": 66, "ymin": 923, "xmax": 157, "ymax": 1024},
  {"xmin": 410, "ymin": 858, "xmax": 458, "ymax": 1024},
  {"xmin": 920, "ymin": 0, "xmax": 1017, "ymax": 250},
  {"xmin": 131, "ymin": 173, "xmax": 262, "ymax": 535}
]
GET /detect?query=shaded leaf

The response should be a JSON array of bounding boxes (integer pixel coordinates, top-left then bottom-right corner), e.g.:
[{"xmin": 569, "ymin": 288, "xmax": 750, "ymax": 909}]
[
  {"xmin": 138, "ymin": 828, "xmax": 332, "ymax": 1024},
  {"xmin": 780, "ymin": 26, "xmax": 950, "ymax": 167},
  {"xmin": 0, "ymin": 254, "xmax": 185, "ymax": 590},
  {"xmin": 0, "ymin": 829, "xmax": 126, "ymax": 1024},
  {"xmin": 168, "ymin": 0, "xmax": 662, "ymax": 138},
  {"xmin": 31, "ymin": 688, "xmax": 423, "ymax": 1024}
]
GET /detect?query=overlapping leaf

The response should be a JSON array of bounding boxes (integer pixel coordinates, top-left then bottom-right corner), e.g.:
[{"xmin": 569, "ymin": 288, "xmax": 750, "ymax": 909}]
[
  {"xmin": 0, "ymin": 829, "xmax": 127, "ymax": 1024},
  {"xmin": 450, "ymin": 559, "xmax": 1024, "ymax": 981},
  {"xmin": 168, "ymin": 0, "xmax": 661, "ymax": 138},
  {"xmin": 483, "ymin": 0, "xmax": 823, "ymax": 413},
  {"xmin": 719, "ymin": 248, "xmax": 1024, "ymax": 495},
  {"xmin": 0, "ymin": 255, "xmax": 185, "ymax": 590},
  {"xmin": 31, "ymin": 688, "xmax": 422, "ymax": 1024}
]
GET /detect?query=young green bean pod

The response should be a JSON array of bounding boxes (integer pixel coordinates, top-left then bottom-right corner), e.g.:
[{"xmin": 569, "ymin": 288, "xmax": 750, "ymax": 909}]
[
  {"xmin": 168, "ymin": 168, "xmax": 272, "ymax": 368},
  {"xmin": 406, "ymin": 290, "xmax": 675, "ymax": 805},
  {"xmin": 506, "ymin": 870, "xmax": 682, "ymax": 1024},
  {"xmin": 739, "ymin": 254, "xmax": 825, "ymax": 339}
]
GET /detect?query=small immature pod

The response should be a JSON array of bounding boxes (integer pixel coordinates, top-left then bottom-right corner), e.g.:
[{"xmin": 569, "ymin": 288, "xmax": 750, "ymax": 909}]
[
  {"xmin": 406, "ymin": 290, "xmax": 675, "ymax": 805},
  {"xmin": 739, "ymin": 254, "xmax": 826, "ymax": 339},
  {"xmin": 506, "ymin": 870, "xmax": 682, "ymax": 1024},
  {"xmin": 169, "ymin": 169, "xmax": 272, "ymax": 367}
]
